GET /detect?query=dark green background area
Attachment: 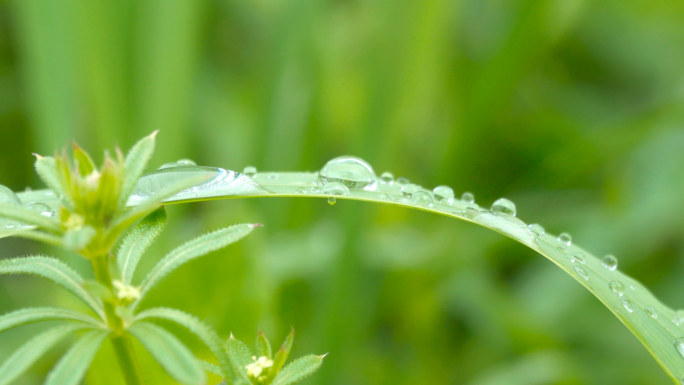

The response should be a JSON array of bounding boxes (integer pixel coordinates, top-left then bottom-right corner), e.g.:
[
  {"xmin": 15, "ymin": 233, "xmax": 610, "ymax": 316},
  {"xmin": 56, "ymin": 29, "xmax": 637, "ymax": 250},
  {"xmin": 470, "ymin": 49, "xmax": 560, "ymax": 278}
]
[{"xmin": 1, "ymin": 0, "xmax": 684, "ymax": 384}]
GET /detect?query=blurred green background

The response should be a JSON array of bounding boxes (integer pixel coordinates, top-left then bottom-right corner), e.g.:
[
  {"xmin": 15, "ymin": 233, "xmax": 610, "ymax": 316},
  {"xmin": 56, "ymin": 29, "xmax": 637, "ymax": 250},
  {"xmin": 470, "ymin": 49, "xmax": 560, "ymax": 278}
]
[{"xmin": 1, "ymin": 0, "xmax": 684, "ymax": 384}]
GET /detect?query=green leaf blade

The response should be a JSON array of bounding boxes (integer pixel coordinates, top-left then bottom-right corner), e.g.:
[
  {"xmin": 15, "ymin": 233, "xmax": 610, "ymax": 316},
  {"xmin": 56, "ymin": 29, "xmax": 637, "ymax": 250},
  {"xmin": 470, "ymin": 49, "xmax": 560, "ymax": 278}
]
[
  {"xmin": 0, "ymin": 307, "xmax": 104, "ymax": 333},
  {"xmin": 128, "ymin": 322, "xmax": 206, "ymax": 385},
  {"xmin": 44, "ymin": 329, "xmax": 109, "ymax": 385},
  {"xmin": 0, "ymin": 324, "xmax": 83, "ymax": 385},
  {"xmin": 120, "ymin": 131, "xmax": 158, "ymax": 208},
  {"xmin": 132, "ymin": 223, "xmax": 258, "ymax": 310},
  {"xmin": 271, "ymin": 354, "xmax": 325, "ymax": 385},
  {"xmin": 225, "ymin": 335, "xmax": 252, "ymax": 383},
  {"xmin": 117, "ymin": 207, "xmax": 167, "ymax": 284},
  {"xmin": 0, "ymin": 256, "xmax": 105, "ymax": 320}
]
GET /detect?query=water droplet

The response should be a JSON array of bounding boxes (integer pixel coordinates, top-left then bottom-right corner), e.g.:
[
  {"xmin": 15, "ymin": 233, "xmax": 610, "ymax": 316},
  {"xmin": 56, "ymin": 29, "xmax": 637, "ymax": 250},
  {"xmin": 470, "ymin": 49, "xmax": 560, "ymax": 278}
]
[
  {"xmin": 175, "ymin": 159, "xmax": 196, "ymax": 166},
  {"xmin": 601, "ymin": 254, "xmax": 618, "ymax": 271},
  {"xmin": 432, "ymin": 186, "xmax": 455, "ymax": 204},
  {"xmin": 557, "ymin": 233, "xmax": 572, "ymax": 247},
  {"xmin": 321, "ymin": 182, "xmax": 350, "ymax": 197},
  {"xmin": 574, "ymin": 266, "xmax": 589, "ymax": 280},
  {"xmin": 490, "ymin": 198, "xmax": 516, "ymax": 216},
  {"xmin": 673, "ymin": 310, "xmax": 684, "ymax": 326},
  {"xmin": 570, "ymin": 253, "xmax": 585, "ymax": 264},
  {"xmin": 622, "ymin": 299, "xmax": 634, "ymax": 313},
  {"xmin": 528, "ymin": 223, "xmax": 545, "ymax": 238},
  {"xmin": 609, "ymin": 281, "xmax": 624, "ymax": 297},
  {"xmin": 674, "ymin": 338, "xmax": 684, "ymax": 359},
  {"xmin": 310, "ymin": 186, "xmax": 321, "ymax": 194},
  {"xmin": 401, "ymin": 184, "xmax": 420, "ymax": 197},
  {"xmin": 0, "ymin": 185, "xmax": 21, "ymax": 205},
  {"xmin": 327, "ymin": 197, "xmax": 336, "ymax": 205},
  {"xmin": 461, "ymin": 192, "xmax": 475, "ymax": 204},
  {"xmin": 158, "ymin": 162, "xmax": 179, "ymax": 170},
  {"xmin": 243, "ymin": 166, "xmax": 257, "ymax": 177},
  {"xmin": 645, "ymin": 306, "xmax": 658, "ymax": 319},
  {"xmin": 319, "ymin": 156, "xmax": 377, "ymax": 191},
  {"xmin": 396, "ymin": 177, "xmax": 410, "ymax": 185},
  {"xmin": 380, "ymin": 172, "xmax": 394, "ymax": 184},
  {"xmin": 412, "ymin": 191, "xmax": 434, "ymax": 207},
  {"xmin": 27, "ymin": 203, "xmax": 54, "ymax": 218}
]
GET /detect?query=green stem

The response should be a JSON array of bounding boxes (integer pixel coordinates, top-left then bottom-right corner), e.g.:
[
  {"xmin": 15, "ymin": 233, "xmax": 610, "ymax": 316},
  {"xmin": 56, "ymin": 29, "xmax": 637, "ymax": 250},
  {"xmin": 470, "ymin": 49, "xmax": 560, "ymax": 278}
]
[{"xmin": 91, "ymin": 255, "xmax": 145, "ymax": 385}]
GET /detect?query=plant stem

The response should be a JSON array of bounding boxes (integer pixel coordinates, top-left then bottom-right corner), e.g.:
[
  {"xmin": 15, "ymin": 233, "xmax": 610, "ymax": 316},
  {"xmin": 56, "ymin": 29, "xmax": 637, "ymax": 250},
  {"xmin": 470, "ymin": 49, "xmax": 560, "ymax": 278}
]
[{"xmin": 91, "ymin": 255, "xmax": 145, "ymax": 385}]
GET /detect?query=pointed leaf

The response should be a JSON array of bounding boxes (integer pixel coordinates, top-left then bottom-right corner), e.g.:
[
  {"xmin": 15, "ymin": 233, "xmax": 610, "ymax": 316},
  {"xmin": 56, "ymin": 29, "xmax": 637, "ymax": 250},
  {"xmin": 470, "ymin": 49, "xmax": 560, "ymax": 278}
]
[
  {"xmin": 44, "ymin": 329, "xmax": 109, "ymax": 385},
  {"xmin": 71, "ymin": 143, "xmax": 96, "ymax": 177},
  {"xmin": 0, "ymin": 203, "xmax": 60, "ymax": 233},
  {"xmin": 256, "ymin": 330, "xmax": 272, "ymax": 359},
  {"xmin": 34, "ymin": 155, "xmax": 72, "ymax": 209},
  {"xmin": 199, "ymin": 360, "xmax": 222, "ymax": 376},
  {"xmin": 129, "ymin": 322, "xmax": 206, "ymax": 385},
  {"xmin": 0, "ymin": 324, "xmax": 83, "ymax": 385},
  {"xmin": 132, "ymin": 223, "xmax": 258, "ymax": 310},
  {"xmin": 225, "ymin": 334, "xmax": 252, "ymax": 383},
  {"xmin": 117, "ymin": 207, "xmax": 167, "ymax": 284},
  {"xmin": 134, "ymin": 307, "xmax": 230, "ymax": 379},
  {"xmin": 120, "ymin": 131, "xmax": 158, "ymax": 207},
  {"xmin": 0, "ymin": 307, "xmax": 104, "ymax": 333},
  {"xmin": 266, "ymin": 329, "xmax": 294, "ymax": 383},
  {"xmin": 271, "ymin": 355, "xmax": 325, "ymax": 385},
  {"xmin": 0, "ymin": 256, "xmax": 105, "ymax": 320}
]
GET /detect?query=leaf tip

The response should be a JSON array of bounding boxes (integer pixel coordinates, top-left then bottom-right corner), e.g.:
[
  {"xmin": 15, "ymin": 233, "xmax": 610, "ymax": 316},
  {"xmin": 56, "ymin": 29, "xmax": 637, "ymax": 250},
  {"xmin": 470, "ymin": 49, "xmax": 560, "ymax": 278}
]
[{"xmin": 251, "ymin": 223, "xmax": 264, "ymax": 228}]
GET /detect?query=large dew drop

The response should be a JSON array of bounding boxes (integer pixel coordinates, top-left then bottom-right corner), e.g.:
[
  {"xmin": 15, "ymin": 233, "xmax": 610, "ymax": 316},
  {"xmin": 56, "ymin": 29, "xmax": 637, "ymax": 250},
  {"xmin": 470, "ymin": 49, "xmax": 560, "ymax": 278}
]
[
  {"xmin": 432, "ymin": 186, "xmax": 455, "ymax": 204},
  {"xmin": 320, "ymin": 181, "xmax": 350, "ymax": 197},
  {"xmin": 601, "ymin": 254, "xmax": 618, "ymax": 271},
  {"xmin": 243, "ymin": 166, "xmax": 257, "ymax": 178},
  {"xmin": 609, "ymin": 281, "xmax": 625, "ymax": 297},
  {"xmin": 461, "ymin": 192, "xmax": 475, "ymax": 204},
  {"xmin": 557, "ymin": 233, "xmax": 572, "ymax": 248},
  {"xmin": 490, "ymin": 198, "xmax": 516, "ymax": 216},
  {"xmin": 319, "ymin": 156, "xmax": 377, "ymax": 191},
  {"xmin": 528, "ymin": 223, "xmax": 545, "ymax": 238}
]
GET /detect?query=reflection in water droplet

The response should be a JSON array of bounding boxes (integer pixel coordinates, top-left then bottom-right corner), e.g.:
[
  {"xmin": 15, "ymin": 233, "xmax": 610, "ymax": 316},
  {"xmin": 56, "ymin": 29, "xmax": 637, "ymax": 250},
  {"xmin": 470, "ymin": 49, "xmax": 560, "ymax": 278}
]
[
  {"xmin": 461, "ymin": 192, "xmax": 475, "ymax": 204},
  {"xmin": 175, "ymin": 159, "xmax": 196, "ymax": 166},
  {"xmin": 675, "ymin": 338, "xmax": 684, "ymax": 359},
  {"xmin": 601, "ymin": 254, "xmax": 618, "ymax": 271},
  {"xmin": 645, "ymin": 306, "xmax": 658, "ymax": 319},
  {"xmin": 321, "ymin": 182, "xmax": 350, "ymax": 197},
  {"xmin": 574, "ymin": 266, "xmax": 589, "ymax": 280},
  {"xmin": 327, "ymin": 197, "xmax": 336, "ymax": 205},
  {"xmin": 433, "ymin": 186, "xmax": 455, "ymax": 204},
  {"xmin": 674, "ymin": 310, "xmax": 684, "ymax": 326},
  {"xmin": 557, "ymin": 233, "xmax": 572, "ymax": 247},
  {"xmin": 319, "ymin": 156, "xmax": 377, "ymax": 191},
  {"xmin": 380, "ymin": 172, "xmax": 394, "ymax": 184},
  {"xmin": 622, "ymin": 299, "xmax": 634, "ymax": 313},
  {"xmin": 28, "ymin": 203, "xmax": 54, "ymax": 218},
  {"xmin": 570, "ymin": 253, "xmax": 585, "ymax": 264},
  {"xmin": 528, "ymin": 223, "xmax": 545, "ymax": 238},
  {"xmin": 0, "ymin": 185, "xmax": 21, "ymax": 205},
  {"xmin": 158, "ymin": 162, "xmax": 178, "ymax": 170},
  {"xmin": 412, "ymin": 191, "xmax": 433, "ymax": 207},
  {"xmin": 396, "ymin": 177, "xmax": 410, "ymax": 185},
  {"xmin": 490, "ymin": 198, "xmax": 516, "ymax": 216},
  {"xmin": 609, "ymin": 281, "xmax": 625, "ymax": 297},
  {"xmin": 401, "ymin": 184, "xmax": 420, "ymax": 197},
  {"xmin": 243, "ymin": 166, "xmax": 257, "ymax": 177}
]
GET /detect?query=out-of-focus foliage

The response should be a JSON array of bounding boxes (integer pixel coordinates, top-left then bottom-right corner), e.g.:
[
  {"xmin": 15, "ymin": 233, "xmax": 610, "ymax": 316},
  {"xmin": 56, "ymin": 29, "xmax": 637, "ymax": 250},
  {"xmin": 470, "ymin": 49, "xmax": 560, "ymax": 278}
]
[{"xmin": 0, "ymin": 0, "xmax": 683, "ymax": 384}]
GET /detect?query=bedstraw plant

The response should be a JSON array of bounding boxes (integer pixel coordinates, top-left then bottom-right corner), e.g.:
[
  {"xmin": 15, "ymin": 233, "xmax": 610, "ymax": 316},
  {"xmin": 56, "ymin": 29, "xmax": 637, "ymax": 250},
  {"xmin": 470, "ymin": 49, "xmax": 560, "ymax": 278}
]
[{"xmin": 0, "ymin": 132, "xmax": 324, "ymax": 385}]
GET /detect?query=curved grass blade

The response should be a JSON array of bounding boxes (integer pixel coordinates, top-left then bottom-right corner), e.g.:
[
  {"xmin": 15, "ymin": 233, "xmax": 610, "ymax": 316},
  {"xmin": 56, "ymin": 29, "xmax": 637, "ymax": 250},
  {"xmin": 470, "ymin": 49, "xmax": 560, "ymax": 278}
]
[
  {"xmin": 131, "ymin": 223, "xmax": 258, "ymax": 311},
  {"xmin": 0, "ymin": 324, "xmax": 84, "ymax": 385},
  {"xmin": 134, "ymin": 307, "xmax": 232, "ymax": 379},
  {"xmin": 117, "ymin": 207, "xmax": 167, "ymax": 284},
  {"xmin": 44, "ymin": 329, "xmax": 109, "ymax": 385},
  {"xmin": 0, "ymin": 256, "xmax": 105, "ymax": 320},
  {"xmin": 0, "ymin": 307, "xmax": 104, "ymax": 333},
  {"xmin": 142, "ymin": 166, "xmax": 684, "ymax": 382},
  {"xmin": 128, "ymin": 321, "xmax": 206, "ymax": 385}
]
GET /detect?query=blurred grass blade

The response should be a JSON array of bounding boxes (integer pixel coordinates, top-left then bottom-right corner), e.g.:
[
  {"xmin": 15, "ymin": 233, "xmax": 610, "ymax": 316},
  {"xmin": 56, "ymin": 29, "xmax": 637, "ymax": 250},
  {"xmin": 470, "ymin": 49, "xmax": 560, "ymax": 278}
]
[
  {"xmin": 256, "ymin": 330, "xmax": 272, "ymax": 359},
  {"xmin": 44, "ymin": 329, "xmax": 109, "ymax": 385},
  {"xmin": 0, "ymin": 256, "xmax": 105, "ymax": 320},
  {"xmin": 34, "ymin": 155, "xmax": 71, "ymax": 208},
  {"xmin": 120, "ymin": 131, "xmax": 158, "ymax": 208},
  {"xmin": 199, "ymin": 360, "xmax": 222, "ymax": 376},
  {"xmin": 271, "ymin": 354, "xmax": 325, "ymax": 385},
  {"xmin": 0, "ymin": 307, "xmax": 104, "ymax": 333},
  {"xmin": 128, "ymin": 322, "xmax": 206, "ymax": 385},
  {"xmin": 134, "ymin": 307, "xmax": 231, "ymax": 379},
  {"xmin": 132, "ymin": 223, "xmax": 258, "ymax": 310},
  {"xmin": 0, "ymin": 324, "xmax": 84, "ymax": 385},
  {"xmin": 267, "ymin": 328, "xmax": 294, "ymax": 383},
  {"xmin": 0, "ymin": 202, "xmax": 60, "ymax": 233},
  {"xmin": 116, "ymin": 207, "xmax": 167, "ymax": 284}
]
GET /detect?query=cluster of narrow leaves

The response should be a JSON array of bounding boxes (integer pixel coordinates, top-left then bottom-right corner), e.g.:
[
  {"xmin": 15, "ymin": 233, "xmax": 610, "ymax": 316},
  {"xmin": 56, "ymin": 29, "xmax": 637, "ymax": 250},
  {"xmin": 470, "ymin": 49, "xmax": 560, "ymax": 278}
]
[{"xmin": 0, "ymin": 133, "xmax": 324, "ymax": 384}]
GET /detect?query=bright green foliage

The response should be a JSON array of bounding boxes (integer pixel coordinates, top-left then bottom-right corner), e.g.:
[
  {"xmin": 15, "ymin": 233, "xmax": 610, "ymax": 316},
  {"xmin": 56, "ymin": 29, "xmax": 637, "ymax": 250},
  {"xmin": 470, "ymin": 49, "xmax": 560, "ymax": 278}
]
[
  {"xmin": 116, "ymin": 207, "xmax": 167, "ymax": 285},
  {"xmin": 44, "ymin": 330, "xmax": 110, "ymax": 385},
  {"xmin": 225, "ymin": 329, "xmax": 325, "ymax": 385},
  {"xmin": 0, "ymin": 307, "xmax": 104, "ymax": 333}
]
